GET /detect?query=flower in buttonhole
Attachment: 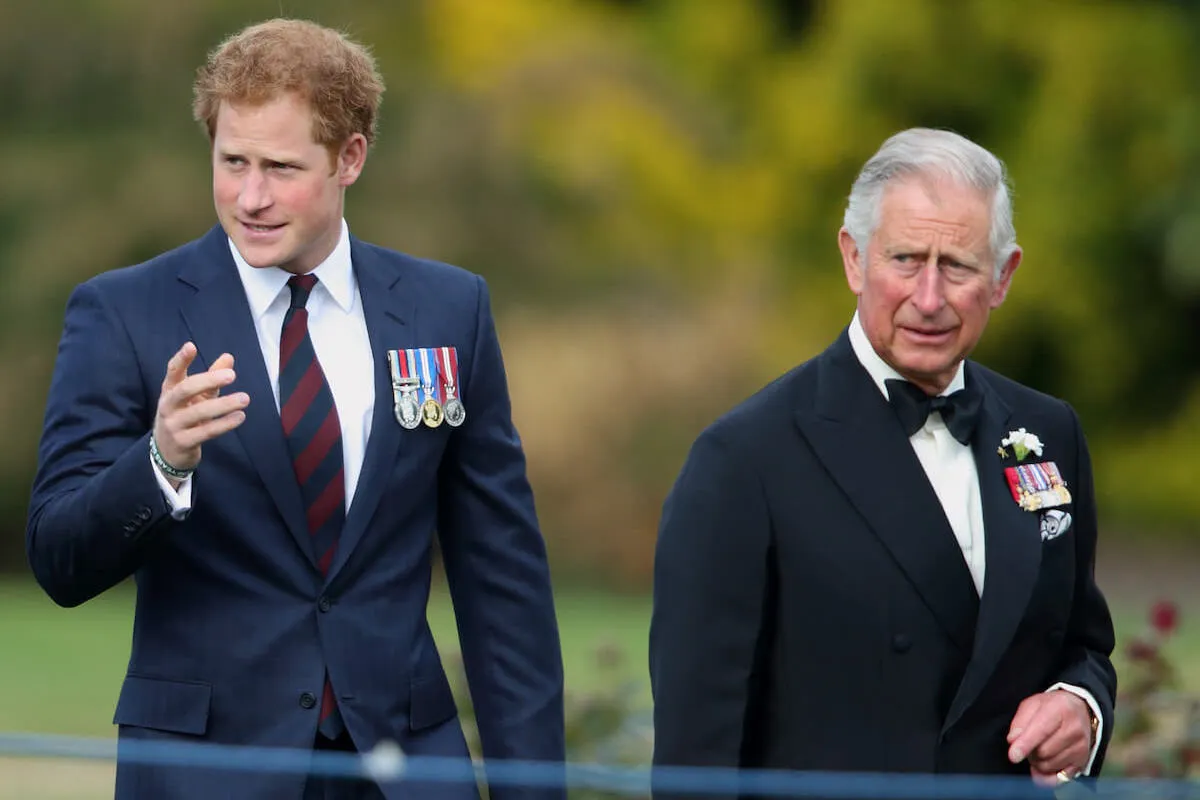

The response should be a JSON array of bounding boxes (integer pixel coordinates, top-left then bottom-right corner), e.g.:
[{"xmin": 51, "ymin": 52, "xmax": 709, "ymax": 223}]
[
  {"xmin": 1151, "ymin": 600, "xmax": 1179, "ymax": 636},
  {"xmin": 1000, "ymin": 428, "xmax": 1044, "ymax": 461}
]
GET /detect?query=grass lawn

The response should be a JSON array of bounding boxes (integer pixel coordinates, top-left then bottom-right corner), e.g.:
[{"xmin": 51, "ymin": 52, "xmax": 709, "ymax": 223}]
[
  {"xmin": 0, "ymin": 576, "xmax": 1197, "ymax": 739},
  {"xmin": 0, "ymin": 577, "xmax": 651, "ymax": 738}
]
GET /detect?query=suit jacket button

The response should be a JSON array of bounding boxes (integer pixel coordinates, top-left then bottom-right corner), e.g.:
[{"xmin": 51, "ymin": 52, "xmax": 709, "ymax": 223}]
[
  {"xmin": 299, "ymin": 692, "xmax": 317, "ymax": 709},
  {"xmin": 318, "ymin": 597, "xmax": 332, "ymax": 613},
  {"xmin": 891, "ymin": 634, "xmax": 912, "ymax": 653},
  {"xmin": 136, "ymin": 506, "xmax": 152, "ymax": 521}
]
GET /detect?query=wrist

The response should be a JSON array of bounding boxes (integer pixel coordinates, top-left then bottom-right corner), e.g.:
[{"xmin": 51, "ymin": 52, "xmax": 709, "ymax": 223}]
[{"xmin": 150, "ymin": 434, "xmax": 194, "ymax": 482}]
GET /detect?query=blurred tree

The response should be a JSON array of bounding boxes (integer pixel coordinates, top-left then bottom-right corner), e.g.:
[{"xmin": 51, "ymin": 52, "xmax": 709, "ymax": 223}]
[{"xmin": 1, "ymin": 0, "xmax": 1197, "ymax": 579}]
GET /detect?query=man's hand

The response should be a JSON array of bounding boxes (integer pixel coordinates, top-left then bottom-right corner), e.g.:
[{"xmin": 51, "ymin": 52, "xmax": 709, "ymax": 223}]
[
  {"xmin": 153, "ymin": 342, "xmax": 248, "ymax": 486},
  {"xmin": 1007, "ymin": 690, "xmax": 1094, "ymax": 786}
]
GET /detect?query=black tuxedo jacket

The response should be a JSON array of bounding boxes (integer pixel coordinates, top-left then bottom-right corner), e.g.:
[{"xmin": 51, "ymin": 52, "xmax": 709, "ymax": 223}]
[{"xmin": 649, "ymin": 329, "xmax": 1116, "ymax": 794}]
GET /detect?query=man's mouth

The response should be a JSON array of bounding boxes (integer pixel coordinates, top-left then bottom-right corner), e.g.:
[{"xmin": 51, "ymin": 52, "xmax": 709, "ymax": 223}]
[{"xmin": 242, "ymin": 221, "xmax": 284, "ymax": 233}]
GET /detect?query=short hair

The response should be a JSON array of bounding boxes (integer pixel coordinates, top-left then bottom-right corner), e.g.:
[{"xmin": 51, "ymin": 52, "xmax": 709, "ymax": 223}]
[
  {"xmin": 192, "ymin": 18, "xmax": 385, "ymax": 150},
  {"xmin": 843, "ymin": 128, "xmax": 1018, "ymax": 277}
]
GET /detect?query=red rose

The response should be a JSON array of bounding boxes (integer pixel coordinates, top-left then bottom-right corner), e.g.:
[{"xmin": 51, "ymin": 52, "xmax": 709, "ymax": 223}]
[{"xmin": 1150, "ymin": 600, "xmax": 1179, "ymax": 636}]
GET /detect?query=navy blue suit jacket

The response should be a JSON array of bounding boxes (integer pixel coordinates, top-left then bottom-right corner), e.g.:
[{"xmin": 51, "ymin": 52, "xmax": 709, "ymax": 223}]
[{"xmin": 27, "ymin": 225, "xmax": 566, "ymax": 799}]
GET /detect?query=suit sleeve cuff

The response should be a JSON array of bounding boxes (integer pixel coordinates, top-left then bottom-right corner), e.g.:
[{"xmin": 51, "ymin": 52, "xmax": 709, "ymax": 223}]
[
  {"xmin": 1047, "ymin": 682, "xmax": 1102, "ymax": 775},
  {"xmin": 150, "ymin": 452, "xmax": 193, "ymax": 520}
]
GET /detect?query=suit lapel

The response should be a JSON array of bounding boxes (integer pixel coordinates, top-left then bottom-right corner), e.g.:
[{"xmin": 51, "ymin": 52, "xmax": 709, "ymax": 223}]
[
  {"xmin": 794, "ymin": 332, "xmax": 979, "ymax": 652},
  {"xmin": 325, "ymin": 238, "xmax": 417, "ymax": 582},
  {"xmin": 177, "ymin": 227, "xmax": 315, "ymax": 568},
  {"xmin": 943, "ymin": 366, "xmax": 1043, "ymax": 733}
]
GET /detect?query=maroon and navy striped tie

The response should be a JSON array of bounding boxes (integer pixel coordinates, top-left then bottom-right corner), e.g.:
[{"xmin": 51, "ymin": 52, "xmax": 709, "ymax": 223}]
[{"xmin": 279, "ymin": 273, "xmax": 345, "ymax": 739}]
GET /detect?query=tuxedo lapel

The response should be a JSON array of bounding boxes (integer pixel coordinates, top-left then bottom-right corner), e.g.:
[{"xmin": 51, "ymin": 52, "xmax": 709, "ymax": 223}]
[
  {"xmin": 943, "ymin": 366, "xmax": 1042, "ymax": 733},
  {"xmin": 794, "ymin": 332, "xmax": 979, "ymax": 652},
  {"xmin": 325, "ymin": 238, "xmax": 417, "ymax": 583},
  {"xmin": 177, "ymin": 227, "xmax": 315, "ymax": 568}
]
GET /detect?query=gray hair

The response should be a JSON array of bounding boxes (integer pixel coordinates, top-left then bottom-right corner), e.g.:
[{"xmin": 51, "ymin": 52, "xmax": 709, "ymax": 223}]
[{"xmin": 843, "ymin": 128, "xmax": 1018, "ymax": 278}]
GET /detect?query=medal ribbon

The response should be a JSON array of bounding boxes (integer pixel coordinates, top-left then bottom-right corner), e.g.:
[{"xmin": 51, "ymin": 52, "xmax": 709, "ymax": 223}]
[
  {"xmin": 438, "ymin": 346, "xmax": 459, "ymax": 399},
  {"xmin": 418, "ymin": 348, "xmax": 439, "ymax": 405}
]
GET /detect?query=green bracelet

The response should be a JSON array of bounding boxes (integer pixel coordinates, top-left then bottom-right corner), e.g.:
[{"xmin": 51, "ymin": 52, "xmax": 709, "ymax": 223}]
[{"xmin": 150, "ymin": 434, "xmax": 194, "ymax": 481}]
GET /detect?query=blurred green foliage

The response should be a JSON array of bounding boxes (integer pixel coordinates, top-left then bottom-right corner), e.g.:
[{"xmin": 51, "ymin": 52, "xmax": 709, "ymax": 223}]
[
  {"xmin": 445, "ymin": 642, "xmax": 653, "ymax": 799},
  {"xmin": 1105, "ymin": 601, "xmax": 1200, "ymax": 778},
  {"xmin": 3, "ymin": 0, "xmax": 1198, "ymax": 583}
]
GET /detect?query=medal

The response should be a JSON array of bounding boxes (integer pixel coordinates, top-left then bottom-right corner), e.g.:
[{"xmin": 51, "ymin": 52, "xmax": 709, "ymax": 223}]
[
  {"xmin": 421, "ymin": 396, "xmax": 444, "ymax": 427},
  {"xmin": 387, "ymin": 350, "xmax": 421, "ymax": 430},
  {"xmin": 398, "ymin": 386, "xmax": 421, "ymax": 429},
  {"xmin": 418, "ymin": 348, "xmax": 444, "ymax": 428},
  {"xmin": 1004, "ymin": 461, "xmax": 1072, "ymax": 512},
  {"xmin": 438, "ymin": 346, "xmax": 466, "ymax": 427}
]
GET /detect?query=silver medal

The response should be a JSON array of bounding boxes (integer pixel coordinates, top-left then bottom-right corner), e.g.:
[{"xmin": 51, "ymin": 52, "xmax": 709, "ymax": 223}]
[
  {"xmin": 396, "ymin": 389, "xmax": 421, "ymax": 429},
  {"xmin": 438, "ymin": 345, "xmax": 466, "ymax": 428},
  {"xmin": 387, "ymin": 351, "xmax": 422, "ymax": 430},
  {"xmin": 443, "ymin": 396, "xmax": 466, "ymax": 427}
]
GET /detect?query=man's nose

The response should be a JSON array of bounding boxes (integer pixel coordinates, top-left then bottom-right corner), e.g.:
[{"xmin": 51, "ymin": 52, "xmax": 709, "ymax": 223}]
[
  {"xmin": 238, "ymin": 170, "xmax": 271, "ymax": 214},
  {"xmin": 911, "ymin": 260, "xmax": 946, "ymax": 315}
]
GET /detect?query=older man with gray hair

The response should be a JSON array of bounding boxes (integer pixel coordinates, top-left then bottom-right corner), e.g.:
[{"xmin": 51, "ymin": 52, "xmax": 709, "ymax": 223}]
[{"xmin": 649, "ymin": 127, "xmax": 1116, "ymax": 796}]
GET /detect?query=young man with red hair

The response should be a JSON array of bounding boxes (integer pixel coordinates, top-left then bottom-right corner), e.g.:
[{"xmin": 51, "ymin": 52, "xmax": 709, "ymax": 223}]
[{"xmin": 28, "ymin": 19, "xmax": 565, "ymax": 800}]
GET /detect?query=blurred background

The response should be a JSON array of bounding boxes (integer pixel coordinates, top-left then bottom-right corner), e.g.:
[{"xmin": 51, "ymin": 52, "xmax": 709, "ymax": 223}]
[{"xmin": 1, "ymin": 0, "xmax": 1198, "ymax": 796}]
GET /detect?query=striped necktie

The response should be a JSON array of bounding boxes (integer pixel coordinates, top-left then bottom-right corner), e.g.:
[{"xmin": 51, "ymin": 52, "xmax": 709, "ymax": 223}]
[{"xmin": 279, "ymin": 273, "xmax": 345, "ymax": 739}]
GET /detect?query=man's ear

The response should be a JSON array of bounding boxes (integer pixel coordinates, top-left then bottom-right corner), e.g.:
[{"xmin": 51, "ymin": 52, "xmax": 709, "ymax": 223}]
[
  {"xmin": 990, "ymin": 246, "xmax": 1022, "ymax": 308},
  {"xmin": 336, "ymin": 133, "xmax": 368, "ymax": 187},
  {"xmin": 839, "ymin": 227, "xmax": 865, "ymax": 295}
]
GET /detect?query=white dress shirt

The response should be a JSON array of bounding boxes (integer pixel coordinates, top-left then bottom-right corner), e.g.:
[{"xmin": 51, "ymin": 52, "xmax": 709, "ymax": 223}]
[
  {"xmin": 848, "ymin": 311, "xmax": 986, "ymax": 594},
  {"xmin": 846, "ymin": 310, "xmax": 1102, "ymax": 774},
  {"xmin": 153, "ymin": 219, "xmax": 375, "ymax": 514}
]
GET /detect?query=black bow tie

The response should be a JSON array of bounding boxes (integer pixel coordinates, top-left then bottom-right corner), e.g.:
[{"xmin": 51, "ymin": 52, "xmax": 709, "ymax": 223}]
[{"xmin": 885, "ymin": 378, "xmax": 983, "ymax": 445}]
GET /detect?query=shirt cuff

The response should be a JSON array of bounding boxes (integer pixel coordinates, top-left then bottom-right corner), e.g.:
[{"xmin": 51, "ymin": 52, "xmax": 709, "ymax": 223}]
[
  {"xmin": 150, "ymin": 452, "xmax": 193, "ymax": 520},
  {"xmin": 1047, "ymin": 683, "xmax": 1103, "ymax": 775}
]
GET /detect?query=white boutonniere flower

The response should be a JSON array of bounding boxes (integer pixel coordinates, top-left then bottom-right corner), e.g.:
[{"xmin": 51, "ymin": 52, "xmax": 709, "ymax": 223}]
[{"xmin": 999, "ymin": 428, "xmax": 1044, "ymax": 462}]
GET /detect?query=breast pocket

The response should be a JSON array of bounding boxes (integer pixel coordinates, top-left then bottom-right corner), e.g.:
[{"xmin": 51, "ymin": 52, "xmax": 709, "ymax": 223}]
[{"xmin": 1038, "ymin": 507, "xmax": 1074, "ymax": 543}]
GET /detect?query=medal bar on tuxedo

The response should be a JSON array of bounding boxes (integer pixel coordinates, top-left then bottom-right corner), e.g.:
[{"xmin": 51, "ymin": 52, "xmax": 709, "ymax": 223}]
[
  {"xmin": 1005, "ymin": 461, "xmax": 1071, "ymax": 511},
  {"xmin": 438, "ymin": 346, "xmax": 466, "ymax": 427},
  {"xmin": 417, "ymin": 347, "xmax": 445, "ymax": 428}
]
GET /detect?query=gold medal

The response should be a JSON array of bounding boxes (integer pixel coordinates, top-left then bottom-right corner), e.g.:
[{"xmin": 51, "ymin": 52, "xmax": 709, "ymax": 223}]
[
  {"xmin": 416, "ymin": 347, "xmax": 445, "ymax": 428},
  {"xmin": 421, "ymin": 396, "xmax": 444, "ymax": 428}
]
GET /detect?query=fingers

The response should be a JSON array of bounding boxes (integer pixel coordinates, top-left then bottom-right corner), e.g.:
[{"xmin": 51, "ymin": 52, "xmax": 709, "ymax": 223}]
[
  {"xmin": 169, "ymin": 393, "xmax": 250, "ymax": 436},
  {"xmin": 209, "ymin": 352, "xmax": 235, "ymax": 372},
  {"xmin": 162, "ymin": 342, "xmax": 198, "ymax": 391},
  {"xmin": 1008, "ymin": 698, "xmax": 1061, "ymax": 764},
  {"xmin": 169, "ymin": 405, "xmax": 248, "ymax": 450},
  {"xmin": 1006, "ymin": 694, "xmax": 1045, "ymax": 757},
  {"xmin": 198, "ymin": 353, "xmax": 236, "ymax": 401},
  {"xmin": 1008, "ymin": 692, "xmax": 1092, "ymax": 779},
  {"xmin": 162, "ymin": 367, "xmax": 237, "ymax": 410},
  {"xmin": 1029, "ymin": 753, "xmax": 1084, "ymax": 780},
  {"xmin": 1027, "ymin": 727, "xmax": 1086, "ymax": 776},
  {"xmin": 154, "ymin": 347, "xmax": 247, "ymax": 472}
]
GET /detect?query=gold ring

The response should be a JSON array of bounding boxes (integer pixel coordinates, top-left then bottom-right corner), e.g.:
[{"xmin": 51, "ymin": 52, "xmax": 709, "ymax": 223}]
[{"xmin": 1056, "ymin": 770, "xmax": 1075, "ymax": 785}]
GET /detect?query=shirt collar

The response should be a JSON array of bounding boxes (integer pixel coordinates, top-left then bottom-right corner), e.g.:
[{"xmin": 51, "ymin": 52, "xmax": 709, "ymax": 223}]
[
  {"xmin": 228, "ymin": 219, "xmax": 355, "ymax": 319},
  {"xmin": 847, "ymin": 308, "xmax": 965, "ymax": 400}
]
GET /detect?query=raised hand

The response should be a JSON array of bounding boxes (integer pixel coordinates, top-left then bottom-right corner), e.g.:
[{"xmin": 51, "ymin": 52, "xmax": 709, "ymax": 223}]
[{"xmin": 152, "ymin": 342, "xmax": 249, "ymax": 484}]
